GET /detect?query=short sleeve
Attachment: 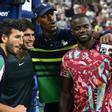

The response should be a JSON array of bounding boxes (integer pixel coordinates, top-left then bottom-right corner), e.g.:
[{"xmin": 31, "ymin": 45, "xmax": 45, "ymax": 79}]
[
  {"xmin": 60, "ymin": 56, "xmax": 72, "ymax": 78},
  {"xmin": 0, "ymin": 55, "xmax": 5, "ymax": 81}
]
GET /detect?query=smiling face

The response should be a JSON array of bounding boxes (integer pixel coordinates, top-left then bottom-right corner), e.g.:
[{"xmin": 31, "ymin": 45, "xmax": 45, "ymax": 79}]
[
  {"xmin": 23, "ymin": 28, "xmax": 35, "ymax": 49},
  {"xmin": 5, "ymin": 29, "xmax": 24, "ymax": 55},
  {"xmin": 37, "ymin": 10, "xmax": 57, "ymax": 33},
  {"xmin": 71, "ymin": 17, "xmax": 92, "ymax": 43}
]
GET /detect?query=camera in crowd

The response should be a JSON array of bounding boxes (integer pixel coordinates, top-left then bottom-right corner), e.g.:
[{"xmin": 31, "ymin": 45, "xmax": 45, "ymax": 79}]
[{"xmin": 100, "ymin": 44, "xmax": 112, "ymax": 56}]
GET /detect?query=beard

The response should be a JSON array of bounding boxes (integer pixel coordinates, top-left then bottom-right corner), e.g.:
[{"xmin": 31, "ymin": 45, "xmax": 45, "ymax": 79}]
[
  {"xmin": 6, "ymin": 43, "xmax": 14, "ymax": 54},
  {"xmin": 6, "ymin": 42, "xmax": 19, "ymax": 55}
]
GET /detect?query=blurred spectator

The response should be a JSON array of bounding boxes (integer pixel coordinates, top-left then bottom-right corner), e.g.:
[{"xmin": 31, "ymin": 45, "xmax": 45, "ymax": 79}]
[
  {"xmin": 105, "ymin": 17, "xmax": 112, "ymax": 30},
  {"xmin": 56, "ymin": 13, "xmax": 68, "ymax": 29}
]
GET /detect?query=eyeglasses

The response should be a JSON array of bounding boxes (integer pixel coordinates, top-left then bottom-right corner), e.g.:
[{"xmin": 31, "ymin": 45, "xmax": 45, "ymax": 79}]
[{"xmin": 24, "ymin": 33, "xmax": 35, "ymax": 37}]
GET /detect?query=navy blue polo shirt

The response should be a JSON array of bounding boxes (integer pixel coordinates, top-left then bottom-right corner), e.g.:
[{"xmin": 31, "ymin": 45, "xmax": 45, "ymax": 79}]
[
  {"xmin": 30, "ymin": 29, "xmax": 77, "ymax": 103},
  {"xmin": 34, "ymin": 29, "xmax": 77, "ymax": 49}
]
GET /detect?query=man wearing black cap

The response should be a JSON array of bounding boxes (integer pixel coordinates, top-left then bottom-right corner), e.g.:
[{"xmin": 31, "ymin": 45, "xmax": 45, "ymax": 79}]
[{"xmin": 31, "ymin": 2, "xmax": 112, "ymax": 112}]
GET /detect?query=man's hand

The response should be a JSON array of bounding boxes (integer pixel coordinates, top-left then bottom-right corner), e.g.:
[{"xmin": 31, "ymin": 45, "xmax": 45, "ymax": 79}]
[
  {"xmin": 100, "ymin": 33, "xmax": 112, "ymax": 44},
  {"xmin": 0, "ymin": 104, "xmax": 27, "ymax": 112},
  {"xmin": 92, "ymin": 31, "xmax": 101, "ymax": 40},
  {"xmin": 10, "ymin": 105, "xmax": 27, "ymax": 112}
]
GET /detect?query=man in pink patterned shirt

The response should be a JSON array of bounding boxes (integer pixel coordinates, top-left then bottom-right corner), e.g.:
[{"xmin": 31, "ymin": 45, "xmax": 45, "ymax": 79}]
[{"xmin": 59, "ymin": 13, "xmax": 112, "ymax": 112}]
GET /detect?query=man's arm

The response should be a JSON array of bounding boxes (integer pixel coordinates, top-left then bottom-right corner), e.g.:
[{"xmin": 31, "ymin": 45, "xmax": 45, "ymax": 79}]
[
  {"xmin": 59, "ymin": 77, "xmax": 73, "ymax": 112},
  {"xmin": 0, "ymin": 103, "xmax": 27, "ymax": 112},
  {"xmin": 100, "ymin": 33, "xmax": 112, "ymax": 44},
  {"xmin": 92, "ymin": 30, "xmax": 112, "ymax": 44}
]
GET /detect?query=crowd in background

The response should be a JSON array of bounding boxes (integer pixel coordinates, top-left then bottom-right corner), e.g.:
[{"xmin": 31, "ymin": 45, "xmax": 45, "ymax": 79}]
[
  {"xmin": 46, "ymin": 0, "xmax": 112, "ymax": 31},
  {"xmin": 0, "ymin": 0, "xmax": 112, "ymax": 112}
]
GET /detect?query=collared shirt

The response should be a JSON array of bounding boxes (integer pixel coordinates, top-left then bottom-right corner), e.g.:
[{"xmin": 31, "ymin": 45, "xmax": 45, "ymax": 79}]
[
  {"xmin": 35, "ymin": 29, "xmax": 76, "ymax": 49},
  {"xmin": 30, "ymin": 29, "xmax": 77, "ymax": 103}
]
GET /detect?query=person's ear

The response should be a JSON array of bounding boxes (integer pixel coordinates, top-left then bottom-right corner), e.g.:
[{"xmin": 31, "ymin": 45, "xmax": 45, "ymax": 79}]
[{"xmin": 1, "ymin": 34, "xmax": 8, "ymax": 43}]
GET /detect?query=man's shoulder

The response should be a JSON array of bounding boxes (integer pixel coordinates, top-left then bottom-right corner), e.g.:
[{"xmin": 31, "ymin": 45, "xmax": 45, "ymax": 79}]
[
  {"xmin": 57, "ymin": 29, "xmax": 72, "ymax": 37},
  {"xmin": 0, "ymin": 55, "xmax": 5, "ymax": 70},
  {"xmin": 0, "ymin": 48, "xmax": 6, "ymax": 61},
  {"xmin": 56, "ymin": 29, "xmax": 76, "ymax": 45},
  {"xmin": 0, "ymin": 54, "xmax": 5, "ymax": 82},
  {"xmin": 63, "ymin": 48, "xmax": 78, "ymax": 59},
  {"xmin": 36, "ymin": 29, "xmax": 72, "ymax": 39}
]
